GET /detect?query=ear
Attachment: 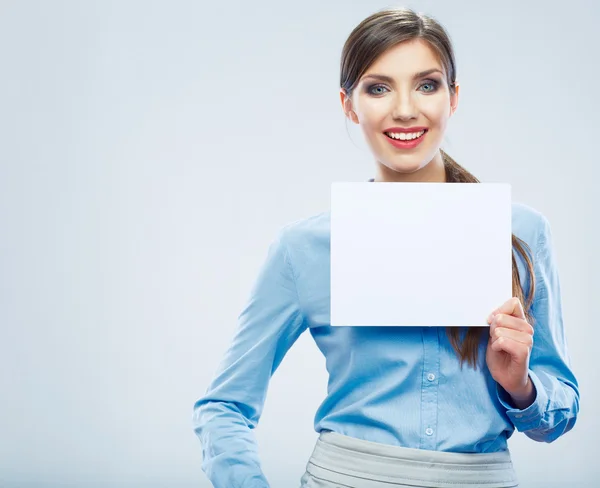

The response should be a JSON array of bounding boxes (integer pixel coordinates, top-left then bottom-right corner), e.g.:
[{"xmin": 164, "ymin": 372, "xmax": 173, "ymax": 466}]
[
  {"xmin": 340, "ymin": 88, "xmax": 359, "ymax": 124},
  {"xmin": 449, "ymin": 82, "xmax": 460, "ymax": 117}
]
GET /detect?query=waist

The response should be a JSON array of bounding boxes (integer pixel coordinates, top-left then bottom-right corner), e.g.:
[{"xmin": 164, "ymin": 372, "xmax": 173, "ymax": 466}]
[{"xmin": 307, "ymin": 431, "xmax": 518, "ymax": 488}]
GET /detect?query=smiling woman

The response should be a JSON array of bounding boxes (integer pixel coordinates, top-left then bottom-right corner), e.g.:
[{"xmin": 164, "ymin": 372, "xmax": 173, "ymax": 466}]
[
  {"xmin": 193, "ymin": 6, "xmax": 579, "ymax": 488},
  {"xmin": 340, "ymin": 33, "xmax": 455, "ymax": 183}
]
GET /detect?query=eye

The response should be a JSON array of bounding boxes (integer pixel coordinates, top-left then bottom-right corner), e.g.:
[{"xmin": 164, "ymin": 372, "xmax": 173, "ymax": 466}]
[
  {"xmin": 367, "ymin": 84, "xmax": 389, "ymax": 95},
  {"xmin": 420, "ymin": 80, "xmax": 440, "ymax": 93}
]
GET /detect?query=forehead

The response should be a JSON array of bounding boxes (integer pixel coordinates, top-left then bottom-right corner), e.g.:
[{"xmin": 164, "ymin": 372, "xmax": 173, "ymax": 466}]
[{"xmin": 363, "ymin": 39, "xmax": 443, "ymax": 78}]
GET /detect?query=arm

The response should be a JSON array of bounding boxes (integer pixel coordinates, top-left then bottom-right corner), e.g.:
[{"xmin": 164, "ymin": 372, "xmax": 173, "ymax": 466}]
[
  {"xmin": 192, "ymin": 228, "xmax": 306, "ymax": 487},
  {"xmin": 497, "ymin": 215, "xmax": 580, "ymax": 442}
]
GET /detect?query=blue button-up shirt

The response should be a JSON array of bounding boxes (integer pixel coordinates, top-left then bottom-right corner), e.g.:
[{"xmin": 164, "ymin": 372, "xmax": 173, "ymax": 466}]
[{"xmin": 193, "ymin": 202, "xmax": 579, "ymax": 488}]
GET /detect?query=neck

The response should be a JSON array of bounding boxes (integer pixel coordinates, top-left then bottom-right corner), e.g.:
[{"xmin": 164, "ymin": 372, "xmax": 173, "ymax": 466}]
[{"xmin": 372, "ymin": 151, "xmax": 447, "ymax": 183}]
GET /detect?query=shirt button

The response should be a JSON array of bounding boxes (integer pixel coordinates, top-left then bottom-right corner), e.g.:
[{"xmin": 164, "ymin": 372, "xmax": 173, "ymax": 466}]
[
  {"xmin": 425, "ymin": 428, "xmax": 434, "ymax": 436},
  {"xmin": 515, "ymin": 414, "xmax": 523, "ymax": 418},
  {"xmin": 427, "ymin": 373, "xmax": 435, "ymax": 381}
]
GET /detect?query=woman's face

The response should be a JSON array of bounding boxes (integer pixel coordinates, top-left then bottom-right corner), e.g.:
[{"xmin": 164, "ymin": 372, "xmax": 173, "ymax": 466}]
[{"xmin": 341, "ymin": 39, "xmax": 459, "ymax": 180}]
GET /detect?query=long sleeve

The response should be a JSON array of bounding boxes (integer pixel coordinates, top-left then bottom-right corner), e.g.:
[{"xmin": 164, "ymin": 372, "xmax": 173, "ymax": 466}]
[
  {"xmin": 497, "ymin": 215, "xmax": 580, "ymax": 442},
  {"xmin": 192, "ymin": 227, "xmax": 307, "ymax": 488}
]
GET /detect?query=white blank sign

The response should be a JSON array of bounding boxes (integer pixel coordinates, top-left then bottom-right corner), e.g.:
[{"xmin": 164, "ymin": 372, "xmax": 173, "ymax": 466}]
[{"xmin": 330, "ymin": 182, "xmax": 512, "ymax": 327}]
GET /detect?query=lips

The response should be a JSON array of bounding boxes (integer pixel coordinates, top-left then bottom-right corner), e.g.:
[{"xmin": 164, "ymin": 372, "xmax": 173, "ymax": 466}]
[
  {"xmin": 383, "ymin": 129, "xmax": 428, "ymax": 149},
  {"xmin": 384, "ymin": 129, "xmax": 427, "ymax": 141}
]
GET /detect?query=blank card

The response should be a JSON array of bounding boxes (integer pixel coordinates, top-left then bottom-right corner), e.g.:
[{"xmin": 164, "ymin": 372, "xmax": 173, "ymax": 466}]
[{"xmin": 330, "ymin": 182, "xmax": 512, "ymax": 327}]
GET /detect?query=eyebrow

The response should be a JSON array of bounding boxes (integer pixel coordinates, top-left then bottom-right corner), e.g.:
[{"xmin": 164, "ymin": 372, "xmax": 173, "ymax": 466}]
[{"xmin": 361, "ymin": 69, "xmax": 444, "ymax": 83}]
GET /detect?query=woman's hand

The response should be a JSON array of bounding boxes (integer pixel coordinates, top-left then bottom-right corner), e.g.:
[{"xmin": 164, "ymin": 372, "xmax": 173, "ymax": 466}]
[{"xmin": 486, "ymin": 297, "xmax": 536, "ymax": 409}]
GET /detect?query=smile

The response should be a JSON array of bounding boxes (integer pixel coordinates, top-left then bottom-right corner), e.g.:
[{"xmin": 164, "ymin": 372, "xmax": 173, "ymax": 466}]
[
  {"xmin": 384, "ymin": 130, "xmax": 426, "ymax": 140},
  {"xmin": 383, "ymin": 129, "xmax": 428, "ymax": 149}
]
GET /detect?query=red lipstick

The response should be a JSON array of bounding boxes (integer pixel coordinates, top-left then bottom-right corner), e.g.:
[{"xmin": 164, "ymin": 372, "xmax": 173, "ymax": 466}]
[{"xmin": 383, "ymin": 127, "xmax": 428, "ymax": 149}]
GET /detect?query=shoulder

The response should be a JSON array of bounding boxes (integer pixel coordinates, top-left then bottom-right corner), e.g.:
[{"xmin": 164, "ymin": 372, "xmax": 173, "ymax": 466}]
[
  {"xmin": 277, "ymin": 210, "xmax": 331, "ymax": 248},
  {"xmin": 511, "ymin": 202, "xmax": 551, "ymax": 251}
]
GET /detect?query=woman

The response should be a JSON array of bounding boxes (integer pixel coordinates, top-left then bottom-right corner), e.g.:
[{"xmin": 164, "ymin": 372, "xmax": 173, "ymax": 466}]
[{"xmin": 193, "ymin": 7, "xmax": 579, "ymax": 488}]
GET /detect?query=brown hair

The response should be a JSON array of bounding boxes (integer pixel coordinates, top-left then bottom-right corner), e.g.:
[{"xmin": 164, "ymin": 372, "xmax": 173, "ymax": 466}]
[{"xmin": 340, "ymin": 7, "xmax": 536, "ymax": 369}]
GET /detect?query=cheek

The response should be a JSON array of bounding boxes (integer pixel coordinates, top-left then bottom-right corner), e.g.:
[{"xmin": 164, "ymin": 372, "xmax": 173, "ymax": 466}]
[
  {"xmin": 421, "ymin": 98, "xmax": 451, "ymax": 126},
  {"xmin": 356, "ymin": 98, "xmax": 390, "ymax": 128}
]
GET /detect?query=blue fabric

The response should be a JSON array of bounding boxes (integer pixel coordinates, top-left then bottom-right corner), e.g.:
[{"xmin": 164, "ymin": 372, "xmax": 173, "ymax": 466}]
[{"xmin": 192, "ymin": 201, "xmax": 579, "ymax": 488}]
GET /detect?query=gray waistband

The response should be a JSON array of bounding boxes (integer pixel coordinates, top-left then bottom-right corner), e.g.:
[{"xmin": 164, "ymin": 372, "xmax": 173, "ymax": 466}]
[{"xmin": 306, "ymin": 431, "xmax": 518, "ymax": 488}]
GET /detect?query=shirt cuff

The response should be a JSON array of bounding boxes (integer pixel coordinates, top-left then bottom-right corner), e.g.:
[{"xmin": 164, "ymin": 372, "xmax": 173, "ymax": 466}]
[{"xmin": 496, "ymin": 369, "xmax": 549, "ymax": 432}]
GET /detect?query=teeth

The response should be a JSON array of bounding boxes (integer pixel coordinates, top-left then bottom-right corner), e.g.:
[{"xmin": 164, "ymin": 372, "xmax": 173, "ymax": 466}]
[{"xmin": 385, "ymin": 130, "xmax": 426, "ymax": 140}]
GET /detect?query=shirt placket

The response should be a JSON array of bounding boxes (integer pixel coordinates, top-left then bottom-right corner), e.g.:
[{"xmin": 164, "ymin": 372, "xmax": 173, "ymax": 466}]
[{"xmin": 420, "ymin": 326, "xmax": 440, "ymax": 450}]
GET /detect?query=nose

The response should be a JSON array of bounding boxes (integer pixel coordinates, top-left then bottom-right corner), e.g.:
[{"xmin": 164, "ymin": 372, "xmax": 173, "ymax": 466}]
[{"xmin": 391, "ymin": 91, "xmax": 417, "ymax": 121}]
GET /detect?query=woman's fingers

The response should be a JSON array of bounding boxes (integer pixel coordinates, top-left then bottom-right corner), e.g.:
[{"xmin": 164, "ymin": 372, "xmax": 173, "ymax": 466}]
[
  {"xmin": 488, "ymin": 296, "xmax": 526, "ymax": 322},
  {"xmin": 489, "ymin": 334, "xmax": 532, "ymax": 360},
  {"xmin": 489, "ymin": 313, "xmax": 534, "ymax": 336},
  {"xmin": 490, "ymin": 326, "xmax": 533, "ymax": 347}
]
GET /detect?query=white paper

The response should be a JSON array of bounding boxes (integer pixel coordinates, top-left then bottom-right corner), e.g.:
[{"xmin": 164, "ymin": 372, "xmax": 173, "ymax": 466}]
[{"xmin": 330, "ymin": 182, "xmax": 512, "ymax": 327}]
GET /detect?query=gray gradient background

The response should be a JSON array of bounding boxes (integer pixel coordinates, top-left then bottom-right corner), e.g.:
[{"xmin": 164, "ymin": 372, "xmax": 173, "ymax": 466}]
[{"xmin": 0, "ymin": 0, "xmax": 597, "ymax": 487}]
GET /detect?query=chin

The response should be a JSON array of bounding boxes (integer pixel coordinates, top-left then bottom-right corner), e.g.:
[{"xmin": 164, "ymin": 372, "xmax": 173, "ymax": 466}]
[{"xmin": 384, "ymin": 159, "xmax": 428, "ymax": 174}]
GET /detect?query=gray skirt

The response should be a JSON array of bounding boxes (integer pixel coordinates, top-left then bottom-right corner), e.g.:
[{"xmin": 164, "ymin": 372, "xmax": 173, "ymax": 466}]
[{"xmin": 300, "ymin": 431, "xmax": 519, "ymax": 488}]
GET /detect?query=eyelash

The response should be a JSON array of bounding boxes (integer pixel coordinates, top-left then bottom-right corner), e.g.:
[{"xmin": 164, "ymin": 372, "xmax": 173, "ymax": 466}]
[{"xmin": 367, "ymin": 80, "xmax": 440, "ymax": 96}]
